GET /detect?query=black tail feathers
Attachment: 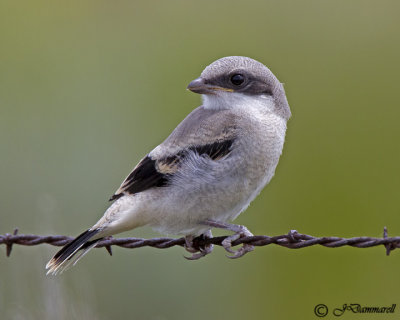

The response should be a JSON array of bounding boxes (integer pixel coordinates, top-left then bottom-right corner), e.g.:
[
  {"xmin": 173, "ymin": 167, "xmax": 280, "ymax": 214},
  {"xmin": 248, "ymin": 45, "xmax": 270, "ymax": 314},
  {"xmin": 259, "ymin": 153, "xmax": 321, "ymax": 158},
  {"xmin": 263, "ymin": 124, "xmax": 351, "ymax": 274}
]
[{"xmin": 46, "ymin": 229, "xmax": 101, "ymax": 275}]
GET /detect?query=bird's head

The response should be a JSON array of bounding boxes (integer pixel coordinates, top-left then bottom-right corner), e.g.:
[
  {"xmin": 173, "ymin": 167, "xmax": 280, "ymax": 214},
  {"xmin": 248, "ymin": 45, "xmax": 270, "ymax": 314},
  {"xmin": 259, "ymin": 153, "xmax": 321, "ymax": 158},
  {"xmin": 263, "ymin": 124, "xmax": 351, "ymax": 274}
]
[{"xmin": 187, "ymin": 56, "xmax": 291, "ymax": 119}]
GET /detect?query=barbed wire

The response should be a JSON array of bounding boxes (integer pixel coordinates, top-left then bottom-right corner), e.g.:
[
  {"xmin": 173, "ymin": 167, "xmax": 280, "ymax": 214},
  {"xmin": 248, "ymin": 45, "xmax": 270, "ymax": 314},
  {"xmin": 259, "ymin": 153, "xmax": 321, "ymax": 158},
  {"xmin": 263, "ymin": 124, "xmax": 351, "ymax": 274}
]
[{"xmin": 0, "ymin": 227, "xmax": 399, "ymax": 258}]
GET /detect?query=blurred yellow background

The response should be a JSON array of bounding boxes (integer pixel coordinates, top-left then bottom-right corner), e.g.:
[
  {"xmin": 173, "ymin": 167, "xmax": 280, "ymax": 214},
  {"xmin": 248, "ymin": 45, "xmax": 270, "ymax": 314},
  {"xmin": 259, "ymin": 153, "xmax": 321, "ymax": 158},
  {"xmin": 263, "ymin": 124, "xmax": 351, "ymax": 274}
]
[{"xmin": 1, "ymin": 0, "xmax": 400, "ymax": 319}]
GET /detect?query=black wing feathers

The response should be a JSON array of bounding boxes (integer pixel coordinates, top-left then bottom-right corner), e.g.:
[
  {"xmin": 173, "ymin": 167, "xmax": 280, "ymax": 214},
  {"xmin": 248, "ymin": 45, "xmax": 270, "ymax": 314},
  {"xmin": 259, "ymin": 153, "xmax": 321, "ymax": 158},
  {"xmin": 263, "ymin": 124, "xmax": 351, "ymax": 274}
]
[
  {"xmin": 110, "ymin": 139, "xmax": 234, "ymax": 201},
  {"xmin": 109, "ymin": 157, "xmax": 168, "ymax": 201},
  {"xmin": 190, "ymin": 139, "xmax": 233, "ymax": 160}
]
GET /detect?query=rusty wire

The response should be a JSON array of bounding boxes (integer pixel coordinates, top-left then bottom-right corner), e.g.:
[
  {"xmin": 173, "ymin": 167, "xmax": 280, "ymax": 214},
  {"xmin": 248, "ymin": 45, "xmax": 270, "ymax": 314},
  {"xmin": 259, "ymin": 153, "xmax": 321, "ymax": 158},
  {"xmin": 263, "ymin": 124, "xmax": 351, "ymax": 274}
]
[{"xmin": 1, "ymin": 227, "xmax": 399, "ymax": 258}]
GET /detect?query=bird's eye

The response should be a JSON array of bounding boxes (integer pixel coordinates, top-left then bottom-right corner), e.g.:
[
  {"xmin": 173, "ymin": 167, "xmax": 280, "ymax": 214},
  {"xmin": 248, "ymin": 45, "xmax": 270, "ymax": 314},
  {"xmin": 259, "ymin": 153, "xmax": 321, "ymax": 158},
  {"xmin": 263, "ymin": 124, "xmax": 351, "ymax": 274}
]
[{"xmin": 230, "ymin": 74, "xmax": 245, "ymax": 86}]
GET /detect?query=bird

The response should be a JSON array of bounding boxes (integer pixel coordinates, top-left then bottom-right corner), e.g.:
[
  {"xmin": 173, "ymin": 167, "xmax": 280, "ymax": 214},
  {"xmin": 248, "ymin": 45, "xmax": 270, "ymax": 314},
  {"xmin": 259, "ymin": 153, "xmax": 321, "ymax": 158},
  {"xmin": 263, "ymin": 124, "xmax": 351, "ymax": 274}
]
[{"xmin": 46, "ymin": 56, "xmax": 291, "ymax": 275}]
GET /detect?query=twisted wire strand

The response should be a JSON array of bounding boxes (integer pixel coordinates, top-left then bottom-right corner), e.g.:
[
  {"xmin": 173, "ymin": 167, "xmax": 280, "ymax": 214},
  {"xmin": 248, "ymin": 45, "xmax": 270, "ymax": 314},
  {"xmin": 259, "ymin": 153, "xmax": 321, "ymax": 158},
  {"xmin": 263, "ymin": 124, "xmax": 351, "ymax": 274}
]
[{"xmin": 1, "ymin": 227, "xmax": 399, "ymax": 258}]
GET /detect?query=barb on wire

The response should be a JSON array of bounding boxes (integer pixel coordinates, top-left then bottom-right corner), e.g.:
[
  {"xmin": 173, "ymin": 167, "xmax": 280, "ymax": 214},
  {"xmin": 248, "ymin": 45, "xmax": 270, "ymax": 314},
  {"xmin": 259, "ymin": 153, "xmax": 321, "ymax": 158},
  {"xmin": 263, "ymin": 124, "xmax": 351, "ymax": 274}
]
[{"xmin": 1, "ymin": 227, "xmax": 399, "ymax": 258}]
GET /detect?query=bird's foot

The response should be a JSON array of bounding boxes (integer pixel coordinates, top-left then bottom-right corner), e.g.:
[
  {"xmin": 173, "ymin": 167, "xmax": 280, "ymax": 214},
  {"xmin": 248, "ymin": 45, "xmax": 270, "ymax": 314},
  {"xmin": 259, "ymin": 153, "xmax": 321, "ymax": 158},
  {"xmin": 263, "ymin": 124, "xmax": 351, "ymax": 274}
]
[
  {"xmin": 184, "ymin": 230, "xmax": 214, "ymax": 260},
  {"xmin": 202, "ymin": 220, "xmax": 255, "ymax": 259},
  {"xmin": 221, "ymin": 225, "xmax": 254, "ymax": 259}
]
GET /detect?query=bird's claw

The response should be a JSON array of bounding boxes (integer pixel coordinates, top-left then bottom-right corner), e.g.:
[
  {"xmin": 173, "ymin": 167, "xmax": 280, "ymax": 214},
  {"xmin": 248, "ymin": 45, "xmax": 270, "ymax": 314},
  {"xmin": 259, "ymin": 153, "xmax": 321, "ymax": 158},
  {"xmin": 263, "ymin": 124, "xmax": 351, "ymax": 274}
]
[
  {"xmin": 225, "ymin": 243, "xmax": 254, "ymax": 259},
  {"xmin": 221, "ymin": 225, "xmax": 255, "ymax": 259},
  {"xmin": 184, "ymin": 236, "xmax": 198, "ymax": 254},
  {"xmin": 183, "ymin": 232, "xmax": 214, "ymax": 260},
  {"xmin": 184, "ymin": 246, "xmax": 214, "ymax": 260}
]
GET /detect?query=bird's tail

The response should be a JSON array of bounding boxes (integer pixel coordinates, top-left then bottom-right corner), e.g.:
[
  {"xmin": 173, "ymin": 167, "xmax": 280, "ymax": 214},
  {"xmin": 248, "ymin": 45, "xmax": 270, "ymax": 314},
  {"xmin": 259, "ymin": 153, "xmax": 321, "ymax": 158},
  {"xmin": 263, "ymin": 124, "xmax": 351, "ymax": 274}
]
[{"xmin": 46, "ymin": 229, "xmax": 101, "ymax": 275}]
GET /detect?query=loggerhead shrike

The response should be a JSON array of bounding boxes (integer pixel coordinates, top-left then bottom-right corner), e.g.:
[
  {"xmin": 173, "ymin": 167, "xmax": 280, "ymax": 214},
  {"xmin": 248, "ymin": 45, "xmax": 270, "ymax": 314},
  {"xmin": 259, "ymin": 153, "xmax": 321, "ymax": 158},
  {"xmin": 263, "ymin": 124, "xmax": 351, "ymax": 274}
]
[{"xmin": 46, "ymin": 56, "xmax": 291, "ymax": 275}]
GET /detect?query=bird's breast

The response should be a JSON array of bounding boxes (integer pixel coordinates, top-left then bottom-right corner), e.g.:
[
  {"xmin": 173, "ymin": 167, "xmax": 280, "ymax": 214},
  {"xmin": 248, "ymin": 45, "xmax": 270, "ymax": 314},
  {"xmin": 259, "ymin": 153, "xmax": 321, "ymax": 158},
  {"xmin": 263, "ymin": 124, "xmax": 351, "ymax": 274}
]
[{"xmin": 232, "ymin": 110, "xmax": 287, "ymax": 197}]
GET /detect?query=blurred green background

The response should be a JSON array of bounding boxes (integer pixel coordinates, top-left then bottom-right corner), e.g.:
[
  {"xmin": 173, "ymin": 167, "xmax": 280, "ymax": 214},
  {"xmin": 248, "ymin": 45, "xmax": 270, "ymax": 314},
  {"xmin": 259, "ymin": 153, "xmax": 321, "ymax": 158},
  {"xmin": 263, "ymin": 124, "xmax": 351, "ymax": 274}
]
[{"xmin": 1, "ymin": 0, "xmax": 400, "ymax": 319}]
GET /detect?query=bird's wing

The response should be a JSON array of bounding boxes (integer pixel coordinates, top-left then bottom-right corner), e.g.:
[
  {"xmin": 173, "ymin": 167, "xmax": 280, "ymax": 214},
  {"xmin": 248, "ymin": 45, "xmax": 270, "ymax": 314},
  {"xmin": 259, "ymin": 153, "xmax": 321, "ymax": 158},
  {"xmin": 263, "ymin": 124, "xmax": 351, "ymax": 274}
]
[{"xmin": 109, "ymin": 106, "xmax": 238, "ymax": 201}]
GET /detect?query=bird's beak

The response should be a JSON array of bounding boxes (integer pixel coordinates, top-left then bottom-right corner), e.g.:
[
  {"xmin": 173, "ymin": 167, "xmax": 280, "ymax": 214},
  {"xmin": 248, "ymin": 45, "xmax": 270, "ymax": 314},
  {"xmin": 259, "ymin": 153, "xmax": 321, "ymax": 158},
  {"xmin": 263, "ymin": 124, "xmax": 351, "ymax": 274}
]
[{"xmin": 187, "ymin": 77, "xmax": 233, "ymax": 94}]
